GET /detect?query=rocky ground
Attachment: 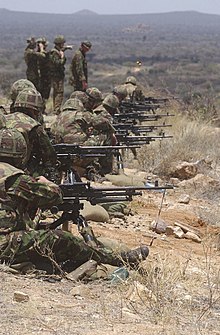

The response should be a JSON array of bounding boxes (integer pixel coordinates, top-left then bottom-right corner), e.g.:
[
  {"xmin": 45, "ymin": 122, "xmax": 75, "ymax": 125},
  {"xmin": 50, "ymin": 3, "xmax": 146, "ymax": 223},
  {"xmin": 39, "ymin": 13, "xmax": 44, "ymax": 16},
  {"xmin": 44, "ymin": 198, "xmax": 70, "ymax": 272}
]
[{"xmin": 0, "ymin": 164, "xmax": 220, "ymax": 335}]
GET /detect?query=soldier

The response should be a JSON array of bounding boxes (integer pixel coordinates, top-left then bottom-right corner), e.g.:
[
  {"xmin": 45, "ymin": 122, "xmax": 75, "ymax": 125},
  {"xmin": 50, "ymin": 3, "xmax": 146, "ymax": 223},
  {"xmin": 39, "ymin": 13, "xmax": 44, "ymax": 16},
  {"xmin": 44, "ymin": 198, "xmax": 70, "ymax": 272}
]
[
  {"xmin": 0, "ymin": 161, "xmax": 149, "ymax": 273},
  {"xmin": 24, "ymin": 37, "xmax": 45, "ymax": 90},
  {"xmin": 10, "ymin": 79, "xmax": 35, "ymax": 113},
  {"xmin": 112, "ymin": 84, "xmax": 128, "ymax": 103},
  {"xmin": 85, "ymin": 87, "xmax": 103, "ymax": 111},
  {"xmin": 50, "ymin": 35, "xmax": 67, "ymax": 114},
  {"xmin": 6, "ymin": 87, "xmax": 56, "ymax": 175},
  {"xmin": 51, "ymin": 98, "xmax": 90, "ymax": 144},
  {"xmin": 92, "ymin": 94, "xmax": 120, "ymax": 175},
  {"xmin": 69, "ymin": 41, "xmax": 92, "ymax": 92},
  {"xmin": 36, "ymin": 37, "xmax": 51, "ymax": 110},
  {"xmin": 124, "ymin": 76, "xmax": 145, "ymax": 102},
  {"xmin": 70, "ymin": 88, "xmax": 115, "ymax": 147}
]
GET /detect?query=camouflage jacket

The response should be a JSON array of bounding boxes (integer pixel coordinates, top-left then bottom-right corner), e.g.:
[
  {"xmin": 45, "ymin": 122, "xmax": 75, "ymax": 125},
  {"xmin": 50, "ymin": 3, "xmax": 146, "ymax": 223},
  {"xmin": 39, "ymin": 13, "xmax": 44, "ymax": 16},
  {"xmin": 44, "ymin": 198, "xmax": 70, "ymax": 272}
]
[
  {"xmin": 52, "ymin": 109, "xmax": 92, "ymax": 144},
  {"xmin": 92, "ymin": 105, "xmax": 114, "ymax": 133},
  {"xmin": 6, "ymin": 112, "xmax": 56, "ymax": 167},
  {"xmin": 24, "ymin": 47, "xmax": 46, "ymax": 88},
  {"xmin": 0, "ymin": 163, "xmax": 23, "ymax": 202},
  {"xmin": 49, "ymin": 47, "xmax": 66, "ymax": 79},
  {"xmin": 0, "ymin": 162, "xmax": 62, "ymax": 231},
  {"xmin": 70, "ymin": 48, "xmax": 88, "ymax": 84},
  {"xmin": 124, "ymin": 83, "xmax": 145, "ymax": 102}
]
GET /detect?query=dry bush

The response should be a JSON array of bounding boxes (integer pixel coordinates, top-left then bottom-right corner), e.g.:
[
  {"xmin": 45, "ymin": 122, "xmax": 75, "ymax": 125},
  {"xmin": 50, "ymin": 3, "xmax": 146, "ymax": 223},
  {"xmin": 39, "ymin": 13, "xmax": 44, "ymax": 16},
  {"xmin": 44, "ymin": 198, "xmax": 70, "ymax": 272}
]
[{"xmin": 137, "ymin": 112, "xmax": 220, "ymax": 178}]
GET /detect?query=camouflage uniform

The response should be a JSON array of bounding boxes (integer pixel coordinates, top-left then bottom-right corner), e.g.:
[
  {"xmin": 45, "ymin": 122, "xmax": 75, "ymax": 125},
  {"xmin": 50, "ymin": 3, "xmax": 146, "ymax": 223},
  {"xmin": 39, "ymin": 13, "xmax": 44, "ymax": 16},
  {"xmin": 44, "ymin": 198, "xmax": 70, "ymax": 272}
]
[
  {"xmin": 8, "ymin": 88, "xmax": 56, "ymax": 173},
  {"xmin": 51, "ymin": 98, "xmax": 91, "ymax": 144},
  {"xmin": 24, "ymin": 37, "xmax": 46, "ymax": 90},
  {"xmin": 6, "ymin": 112, "xmax": 56, "ymax": 172},
  {"xmin": 50, "ymin": 36, "xmax": 67, "ymax": 114},
  {"xmin": 0, "ymin": 162, "xmax": 148, "ymax": 273},
  {"xmin": 124, "ymin": 76, "xmax": 145, "ymax": 102},
  {"xmin": 0, "ymin": 110, "xmax": 6, "ymax": 129},
  {"xmin": 70, "ymin": 41, "xmax": 92, "ymax": 91},
  {"xmin": 36, "ymin": 38, "xmax": 51, "ymax": 101}
]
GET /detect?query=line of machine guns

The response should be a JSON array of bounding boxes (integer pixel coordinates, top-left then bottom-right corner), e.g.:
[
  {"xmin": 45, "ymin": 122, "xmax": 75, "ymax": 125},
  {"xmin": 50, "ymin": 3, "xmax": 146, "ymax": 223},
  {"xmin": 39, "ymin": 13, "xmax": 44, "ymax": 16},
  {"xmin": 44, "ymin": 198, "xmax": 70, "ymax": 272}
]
[{"xmin": 43, "ymin": 95, "xmax": 174, "ymax": 245}]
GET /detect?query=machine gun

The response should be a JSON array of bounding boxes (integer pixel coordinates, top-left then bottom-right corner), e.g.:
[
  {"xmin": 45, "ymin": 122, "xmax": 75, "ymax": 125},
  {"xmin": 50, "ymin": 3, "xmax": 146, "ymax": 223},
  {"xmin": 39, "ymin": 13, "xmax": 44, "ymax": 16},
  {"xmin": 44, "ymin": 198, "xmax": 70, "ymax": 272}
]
[
  {"xmin": 116, "ymin": 133, "xmax": 173, "ymax": 146},
  {"xmin": 43, "ymin": 164, "xmax": 173, "ymax": 247},
  {"xmin": 114, "ymin": 112, "xmax": 175, "ymax": 124},
  {"xmin": 143, "ymin": 96, "xmax": 169, "ymax": 105},
  {"xmin": 120, "ymin": 101, "xmax": 161, "ymax": 113},
  {"xmin": 52, "ymin": 143, "xmax": 140, "ymax": 179},
  {"xmin": 113, "ymin": 123, "xmax": 172, "ymax": 136}
]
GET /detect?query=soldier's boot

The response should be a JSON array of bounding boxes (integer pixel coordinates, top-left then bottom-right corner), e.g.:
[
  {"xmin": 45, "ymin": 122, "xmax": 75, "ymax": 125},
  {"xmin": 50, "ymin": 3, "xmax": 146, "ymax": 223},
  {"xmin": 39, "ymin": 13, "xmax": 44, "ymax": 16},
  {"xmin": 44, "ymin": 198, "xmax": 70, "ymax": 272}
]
[{"xmin": 120, "ymin": 245, "xmax": 149, "ymax": 268}]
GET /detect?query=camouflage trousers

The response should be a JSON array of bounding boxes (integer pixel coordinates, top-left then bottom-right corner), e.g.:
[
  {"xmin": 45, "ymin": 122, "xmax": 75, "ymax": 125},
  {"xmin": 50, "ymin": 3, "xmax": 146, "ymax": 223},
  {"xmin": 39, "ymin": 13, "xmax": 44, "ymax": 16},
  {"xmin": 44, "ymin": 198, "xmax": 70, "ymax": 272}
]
[
  {"xmin": 51, "ymin": 78, "xmax": 64, "ymax": 114},
  {"xmin": 0, "ymin": 230, "xmax": 122, "ymax": 273}
]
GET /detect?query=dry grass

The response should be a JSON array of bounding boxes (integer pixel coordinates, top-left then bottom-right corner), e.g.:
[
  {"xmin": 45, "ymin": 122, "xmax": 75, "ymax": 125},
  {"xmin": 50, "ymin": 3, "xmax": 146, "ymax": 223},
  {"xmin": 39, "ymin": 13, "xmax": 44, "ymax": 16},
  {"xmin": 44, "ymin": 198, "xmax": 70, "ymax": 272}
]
[
  {"xmin": 137, "ymin": 112, "xmax": 220, "ymax": 178},
  {"xmin": 110, "ymin": 243, "xmax": 220, "ymax": 334}
]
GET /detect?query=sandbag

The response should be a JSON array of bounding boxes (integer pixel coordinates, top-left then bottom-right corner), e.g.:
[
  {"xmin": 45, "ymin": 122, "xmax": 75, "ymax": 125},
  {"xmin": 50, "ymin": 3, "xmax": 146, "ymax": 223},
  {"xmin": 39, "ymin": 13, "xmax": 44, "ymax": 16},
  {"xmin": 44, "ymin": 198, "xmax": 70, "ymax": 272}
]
[
  {"xmin": 105, "ymin": 173, "xmax": 145, "ymax": 186},
  {"xmin": 80, "ymin": 200, "xmax": 110, "ymax": 222}
]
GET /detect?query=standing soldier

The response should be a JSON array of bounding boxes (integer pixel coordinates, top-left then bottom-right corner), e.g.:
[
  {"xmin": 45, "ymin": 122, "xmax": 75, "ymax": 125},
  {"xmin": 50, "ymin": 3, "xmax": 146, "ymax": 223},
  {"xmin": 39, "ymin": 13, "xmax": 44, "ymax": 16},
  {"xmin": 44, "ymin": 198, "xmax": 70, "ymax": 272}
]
[
  {"xmin": 36, "ymin": 37, "xmax": 51, "ymax": 111},
  {"xmin": 24, "ymin": 37, "xmax": 45, "ymax": 90},
  {"xmin": 50, "ymin": 35, "xmax": 67, "ymax": 114},
  {"xmin": 70, "ymin": 41, "xmax": 92, "ymax": 92}
]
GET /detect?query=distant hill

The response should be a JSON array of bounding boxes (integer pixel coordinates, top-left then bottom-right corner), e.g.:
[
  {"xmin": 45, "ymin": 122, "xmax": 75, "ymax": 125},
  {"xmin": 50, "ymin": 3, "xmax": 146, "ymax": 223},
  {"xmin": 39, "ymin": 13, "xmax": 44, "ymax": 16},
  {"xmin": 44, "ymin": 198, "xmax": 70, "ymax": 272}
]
[{"xmin": 74, "ymin": 9, "xmax": 98, "ymax": 16}]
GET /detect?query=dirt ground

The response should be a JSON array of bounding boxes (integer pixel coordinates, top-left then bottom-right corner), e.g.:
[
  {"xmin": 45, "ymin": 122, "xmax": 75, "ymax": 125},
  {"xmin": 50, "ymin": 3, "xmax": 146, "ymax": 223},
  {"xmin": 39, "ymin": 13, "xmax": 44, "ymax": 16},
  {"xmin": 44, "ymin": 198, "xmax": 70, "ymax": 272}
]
[{"xmin": 1, "ymin": 178, "xmax": 220, "ymax": 335}]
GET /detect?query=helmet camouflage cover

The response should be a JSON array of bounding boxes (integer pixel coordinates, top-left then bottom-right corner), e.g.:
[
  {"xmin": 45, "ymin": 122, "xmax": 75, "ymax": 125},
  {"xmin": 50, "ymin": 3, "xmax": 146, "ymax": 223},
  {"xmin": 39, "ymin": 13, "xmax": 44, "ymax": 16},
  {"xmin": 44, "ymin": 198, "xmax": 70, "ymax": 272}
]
[
  {"xmin": 113, "ymin": 85, "xmax": 127, "ymax": 100},
  {"xmin": 125, "ymin": 76, "xmax": 137, "ymax": 85},
  {"xmin": 62, "ymin": 98, "xmax": 84, "ymax": 112},
  {"xmin": 0, "ymin": 128, "xmax": 28, "ymax": 167},
  {"xmin": 103, "ymin": 94, "xmax": 119, "ymax": 109},
  {"xmin": 10, "ymin": 79, "xmax": 35, "ymax": 102},
  {"xmin": 36, "ymin": 37, "xmax": 48, "ymax": 45},
  {"xmin": 54, "ymin": 35, "xmax": 66, "ymax": 44},
  {"xmin": 14, "ymin": 88, "xmax": 44, "ymax": 112},
  {"xmin": 70, "ymin": 91, "xmax": 89, "ymax": 105},
  {"xmin": 86, "ymin": 87, "xmax": 103, "ymax": 103}
]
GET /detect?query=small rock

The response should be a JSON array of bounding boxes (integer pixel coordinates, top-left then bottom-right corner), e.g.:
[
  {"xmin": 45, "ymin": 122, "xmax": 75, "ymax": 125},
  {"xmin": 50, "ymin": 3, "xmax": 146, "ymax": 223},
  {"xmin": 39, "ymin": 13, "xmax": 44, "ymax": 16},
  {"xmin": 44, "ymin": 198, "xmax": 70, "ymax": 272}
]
[
  {"xmin": 66, "ymin": 260, "xmax": 97, "ymax": 281},
  {"xmin": 173, "ymin": 227, "xmax": 185, "ymax": 239},
  {"xmin": 165, "ymin": 225, "xmax": 175, "ymax": 236},
  {"xmin": 184, "ymin": 231, "xmax": 201, "ymax": 243},
  {"xmin": 178, "ymin": 194, "xmax": 190, "ymax": 204},
  {"xmin": 150, "ymin": 218, "xmax": 167, "ymax": 234},
  {"xmin": 13, "ymin": 291, "xmax": 29, "ymax": 303}
]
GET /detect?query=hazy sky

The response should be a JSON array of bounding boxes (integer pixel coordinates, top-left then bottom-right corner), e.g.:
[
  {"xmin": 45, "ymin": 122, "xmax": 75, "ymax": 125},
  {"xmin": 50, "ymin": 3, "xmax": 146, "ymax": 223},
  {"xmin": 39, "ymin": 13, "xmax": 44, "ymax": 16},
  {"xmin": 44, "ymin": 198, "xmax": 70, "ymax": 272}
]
[{"xmin": 0, "ymin": 0, "xmax": 220, "ymax": 15}]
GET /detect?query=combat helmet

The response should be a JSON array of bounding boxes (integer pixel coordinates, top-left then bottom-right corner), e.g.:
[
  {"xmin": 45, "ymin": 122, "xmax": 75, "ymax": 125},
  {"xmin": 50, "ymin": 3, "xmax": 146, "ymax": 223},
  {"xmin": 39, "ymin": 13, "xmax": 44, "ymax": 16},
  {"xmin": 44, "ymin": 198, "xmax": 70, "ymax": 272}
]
[
  {"xmin": 125, "ymin": 76, "xmax": 137, "ymax": 85},
  {"xmin": 0, "ymin": 110, "xmax": 6, "ymax": 129},
  {"xmin": 103, "ymin": 94, "xmax": 119, "ymax": 109},
  {"xmin": 36, "ymin": 37, "xmax": 48, "ymax": 45},
  {"xmin": 81, "ymin": 41, "xmax": 92, "ymax": 49},
  {"xmin": 0, "ymin": 128, "xmax": 28, "ymax": 168},
  {"xmin": 113, "ymin": 85, "xmax": 127, "ymax": 100},
  {"xmin": 54, "ymin": 35, "xmax": 66, "ymax": 45},
  {"xmin": 14, "ymin": 88, "xmax": 44, "ymax": 113},
  {"xmin": 10, "ymin": 79, "xmax": 35, "ymax": 102},
  {"xmin": 70, "ymin": 91, "xmax": 89, "ymax": 106},
  {"xmin": 62, "ymin": 98, "xmax": 84, "ymax": 112},
  {"xmin": 86, "ymin": 87, "xmax": 103, "ymax": 103}
]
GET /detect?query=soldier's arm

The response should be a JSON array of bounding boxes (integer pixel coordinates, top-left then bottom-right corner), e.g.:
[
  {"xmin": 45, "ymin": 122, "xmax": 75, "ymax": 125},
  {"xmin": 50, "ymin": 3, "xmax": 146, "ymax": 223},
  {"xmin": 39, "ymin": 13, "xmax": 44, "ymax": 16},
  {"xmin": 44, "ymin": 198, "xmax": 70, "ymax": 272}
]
[
  {"xmin": 50, "ymin": 50, "xmax": 66, "ymax": 66},
  {"xmin": 31, "ymin": 126, "xmax": 57, "ymax": 165}
]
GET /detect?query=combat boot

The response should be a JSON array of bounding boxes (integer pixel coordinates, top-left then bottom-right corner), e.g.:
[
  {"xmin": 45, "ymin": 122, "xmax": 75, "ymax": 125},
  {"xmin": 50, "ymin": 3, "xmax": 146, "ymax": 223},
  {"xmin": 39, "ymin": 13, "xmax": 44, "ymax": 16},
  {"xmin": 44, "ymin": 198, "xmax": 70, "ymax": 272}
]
[{"xmin": 120, "ymin": 245, "xmax": 149, "ymax": 268}]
